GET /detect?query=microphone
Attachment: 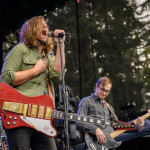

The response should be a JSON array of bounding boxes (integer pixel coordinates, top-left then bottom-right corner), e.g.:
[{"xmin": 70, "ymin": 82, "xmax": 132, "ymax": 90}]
[{"xmin": 47, "ymin": 31, "xmax": 69, "ymax": 38}]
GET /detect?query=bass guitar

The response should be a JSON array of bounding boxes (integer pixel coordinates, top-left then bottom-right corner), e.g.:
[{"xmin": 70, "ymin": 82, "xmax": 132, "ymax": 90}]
[
  {"xmin": 85, "ymin": 109, "xmax": 150, "ymax": 150},
  {"xmin": 0, "ymin": 82, "xmax": 135, "ymax": 137}
]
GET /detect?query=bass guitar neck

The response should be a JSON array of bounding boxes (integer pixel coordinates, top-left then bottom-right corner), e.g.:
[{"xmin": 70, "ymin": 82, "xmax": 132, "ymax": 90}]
[{"xmin": 110, "ymin": 111, "xmax": 150, "ymax": 139}]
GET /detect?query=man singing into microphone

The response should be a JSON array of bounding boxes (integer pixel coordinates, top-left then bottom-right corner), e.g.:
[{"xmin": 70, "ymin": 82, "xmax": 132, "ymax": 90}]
[{"xmin": 0, "ymin": 16, "xmax": 66, "ymax": 150}]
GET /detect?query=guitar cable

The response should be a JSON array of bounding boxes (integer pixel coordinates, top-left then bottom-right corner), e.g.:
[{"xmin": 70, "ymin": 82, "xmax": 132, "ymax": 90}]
[{"xmin": 0, "ymin": 105, "xmax": 6, "ymax": 118}]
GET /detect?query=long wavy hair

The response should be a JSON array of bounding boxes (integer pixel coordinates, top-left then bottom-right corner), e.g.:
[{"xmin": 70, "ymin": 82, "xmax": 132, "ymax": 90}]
[{"xmin": 20, "ymin": 16, "xmax": 53, "ymax": 54}]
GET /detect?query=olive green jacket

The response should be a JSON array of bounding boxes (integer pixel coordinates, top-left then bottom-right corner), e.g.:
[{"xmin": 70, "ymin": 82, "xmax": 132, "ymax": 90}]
[{"xmin": 0, "ymin": 43, "xmax": 63, "ymax": 103}]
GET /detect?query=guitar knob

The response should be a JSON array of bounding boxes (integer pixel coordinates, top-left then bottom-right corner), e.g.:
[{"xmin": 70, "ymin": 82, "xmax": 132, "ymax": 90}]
[
  {"xmin": 9, "ymin": 116, "xmax": 12, "ymax": 119},
  {"xmin": 13, "ymin": 121, "xmax": 16, "ymax": 125},
  {"xmin": 14, "ymin": 117, "xmax": 18, "ymax": 120},
  {"xmin": 7, "ymin": 122, "xmax": 10, "ymax": 125}
]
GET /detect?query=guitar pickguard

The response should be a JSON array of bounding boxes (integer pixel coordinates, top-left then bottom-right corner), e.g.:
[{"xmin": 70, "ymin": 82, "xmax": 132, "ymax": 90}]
[
  {"xmin": 20, "ymin": 116, "xmax": 57, "ymax": 137},
  {"xmin": 85, "ymin": 126, "xmax": 122, "ymax": 150}
]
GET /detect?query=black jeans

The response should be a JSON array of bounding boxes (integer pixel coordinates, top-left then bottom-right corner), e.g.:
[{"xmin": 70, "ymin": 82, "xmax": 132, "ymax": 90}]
[{"xmin": 5, "ymin": 127, "xmax": 57, "ymax": 150}]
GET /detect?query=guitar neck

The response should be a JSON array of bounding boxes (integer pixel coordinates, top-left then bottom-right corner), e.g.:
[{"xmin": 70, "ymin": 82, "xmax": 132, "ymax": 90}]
[
  {"xmin": 110, "ymin": 111, "xmax": 150, "ymax": 139},
  {"xmin": 132, "ymin": 113, "xmax": 149, "ymax": 124},
  {"xmin": 51, "ymin": 110, "xmax": 109, "ymax": 126}
]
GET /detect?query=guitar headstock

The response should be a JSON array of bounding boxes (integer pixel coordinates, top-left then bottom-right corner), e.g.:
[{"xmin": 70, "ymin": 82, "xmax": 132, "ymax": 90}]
[{"xmin": 111, "ymin": 120, "xmax": 135, "ymax": 131}]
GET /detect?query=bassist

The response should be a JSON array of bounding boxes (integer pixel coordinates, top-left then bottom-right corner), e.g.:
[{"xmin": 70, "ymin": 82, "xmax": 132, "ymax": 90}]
[{"xmin": 76, "ymin": 77, "xmax": 145, "ymax": 150}]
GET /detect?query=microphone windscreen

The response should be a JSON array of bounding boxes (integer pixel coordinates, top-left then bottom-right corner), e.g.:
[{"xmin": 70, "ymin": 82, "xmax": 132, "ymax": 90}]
[{"xmin": 47, "ymin": 31, "xmax": 54, "ymax": 37}]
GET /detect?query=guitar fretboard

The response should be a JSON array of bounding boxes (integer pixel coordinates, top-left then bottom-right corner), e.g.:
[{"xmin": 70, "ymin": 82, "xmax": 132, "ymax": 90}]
[{"xmin": 51, "ymin": 110, "xmax": 110, "ymax": 126}]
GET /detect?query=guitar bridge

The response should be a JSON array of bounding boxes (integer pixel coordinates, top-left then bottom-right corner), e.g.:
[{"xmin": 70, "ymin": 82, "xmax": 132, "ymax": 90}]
[
  {"xmin": 89, "ymin": 143, "xmax": 97, "ymax": 150},
  {"xmin": 102, "ymin": 146, "xmax": 108, "ymax": 150}
]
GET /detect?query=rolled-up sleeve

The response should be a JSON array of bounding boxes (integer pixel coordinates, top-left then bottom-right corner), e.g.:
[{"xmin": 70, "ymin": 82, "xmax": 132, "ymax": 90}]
[
  {"xmin": 0, "ymin": 45, "xmax": 23, "ymax": 85},
  {"xmin": 0, "ymin": 70, "xmax": 16, "ymax": 85}
]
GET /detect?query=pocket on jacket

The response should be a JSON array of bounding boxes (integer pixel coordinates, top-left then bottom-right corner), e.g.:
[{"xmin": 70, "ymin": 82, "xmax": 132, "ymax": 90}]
[{"xmin": 23, "ymin": 56, "xmax": 37, "ymax": 65}]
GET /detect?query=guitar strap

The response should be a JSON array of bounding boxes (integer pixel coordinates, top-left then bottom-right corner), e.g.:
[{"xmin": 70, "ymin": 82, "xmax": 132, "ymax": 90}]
[
  {"xmin": 105, "ymin": 102, "xmax": 118, "ymax": 121},
  {"xmin": 45, "ymin": 55, "xmax": 55, "ymax": 107}
]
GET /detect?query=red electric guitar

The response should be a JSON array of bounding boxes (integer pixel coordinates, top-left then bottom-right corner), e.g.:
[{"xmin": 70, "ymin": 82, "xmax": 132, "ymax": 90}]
[{"xmin": 0, "ymin": 82, "xmax": 135, "ymax": 137}]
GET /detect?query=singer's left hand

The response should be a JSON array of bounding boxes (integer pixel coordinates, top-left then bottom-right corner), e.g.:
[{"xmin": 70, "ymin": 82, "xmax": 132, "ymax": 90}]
[{"xmin": 53, "ymin": 29, "xmax": 66, "ymax": 43}]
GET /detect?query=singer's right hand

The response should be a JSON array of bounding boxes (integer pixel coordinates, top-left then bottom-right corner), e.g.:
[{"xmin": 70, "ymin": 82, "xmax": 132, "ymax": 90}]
[
  {"xmin": 33, "ymin": 59, "xmax": 46, "ymax": 75},
  {"xmin": 53, "ymin": 29, "xmax": 66, "ymax": 43}
]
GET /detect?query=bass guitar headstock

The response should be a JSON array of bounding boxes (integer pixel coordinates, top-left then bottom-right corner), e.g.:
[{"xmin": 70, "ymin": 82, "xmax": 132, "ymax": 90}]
[{"xmin": 111, "ymin": 120, "xmax": 135, "ymax": 131}]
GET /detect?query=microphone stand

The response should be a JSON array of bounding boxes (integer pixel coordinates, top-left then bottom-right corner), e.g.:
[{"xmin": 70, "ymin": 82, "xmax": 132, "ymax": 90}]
[{"xmin": 58, "ymin": 35, "xmax": 71, "ymax": 150}]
